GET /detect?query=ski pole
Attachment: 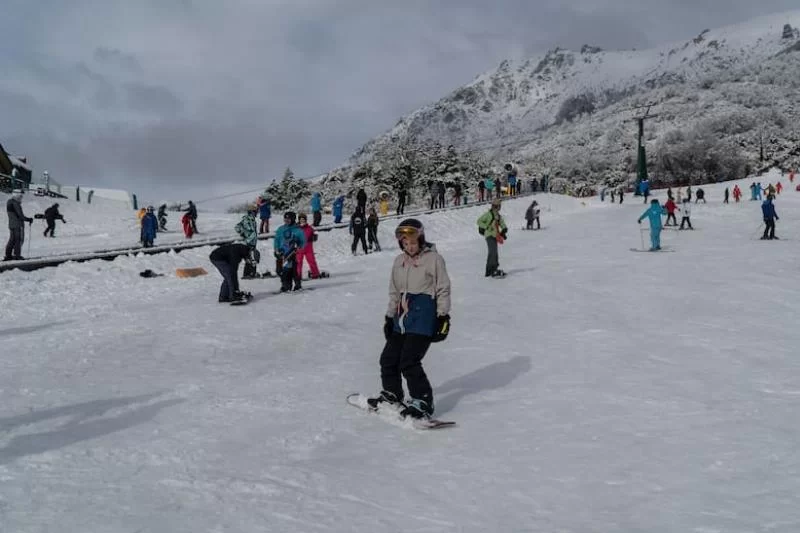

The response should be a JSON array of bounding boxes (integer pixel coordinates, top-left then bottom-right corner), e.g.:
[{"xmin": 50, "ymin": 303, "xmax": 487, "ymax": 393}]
[{"xmin": 639, "ymin": 226, "xmax": 645, "ymax": 250}]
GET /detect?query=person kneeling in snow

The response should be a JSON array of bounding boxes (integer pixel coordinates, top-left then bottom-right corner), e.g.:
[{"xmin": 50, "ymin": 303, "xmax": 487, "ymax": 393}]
[
  {"xmin": 637, "ymin": 199, "xmax": 666, "ymax": 251},
  {"xmin": 367, "ymin": 219, "xmax": 451, "ymax": 420},
  {"xmin": 209, "ymin": 243, "xmax": 253, "ymax": 303}
]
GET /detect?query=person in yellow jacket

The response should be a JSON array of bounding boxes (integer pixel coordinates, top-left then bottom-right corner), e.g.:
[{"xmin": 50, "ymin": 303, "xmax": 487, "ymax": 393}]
[{"xmin": 476, "ymin": 199, "xmax": 508, "ymax": 278}]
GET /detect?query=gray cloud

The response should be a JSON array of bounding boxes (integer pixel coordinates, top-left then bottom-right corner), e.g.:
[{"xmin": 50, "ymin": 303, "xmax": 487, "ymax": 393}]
[{"xmin": 1, "ymin": 0, "xmax": 798, "ymax": 202}]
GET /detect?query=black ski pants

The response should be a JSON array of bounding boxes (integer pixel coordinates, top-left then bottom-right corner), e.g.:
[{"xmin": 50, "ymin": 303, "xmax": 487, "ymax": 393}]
[
  {"xmin": 212, "ymin": 259, "xmax": 239, "ymax": 301},
  {"xmin": 526, "ymin": 217, "xmax": 540, "ymax": 230},
  {"xmin": 352, "ymin": 231, "xmax": 368, "ymax": 254},
  {"xmin": 665, "ymin": 213, "xmax": 677, "ymax": 226},
  {"xmin": 485, "ymin": 236, "xmax": 499, "ymax": 276},
  {"xmin": 396, "ymin": 197, "xmax": 406, "ymax": 215},
  {"xmin": 312, "ymin": 210, "xmax": 321, "ymax": 227},
  {"xmin": 280, "ymin": 259, "xmax": 301, "ymax": 291},
  {"xmin": 367, "ymin": 227, "xmax": 381, "ymax": 250},
  {"xmin": 44, "ymin": 219, "xmax": 56, "ymax": 237},
  {"xmin": 379, "ymin": 332, "xmax": 433, "ymax": 405},
  {"xmin": 680, "ymin": 216, "xmax": 693, "ymax": 230},
  {"xmin": 5, "ymin": 227, "xmax": 23, "ymax": 259},
  {"xmin": 763, "ymin": 217, "xmax": 776, "ymax": 239}
]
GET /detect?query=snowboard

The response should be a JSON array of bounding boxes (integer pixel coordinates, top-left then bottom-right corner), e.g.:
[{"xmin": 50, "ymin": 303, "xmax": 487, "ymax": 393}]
[
  {"xmin": 346, "ymin": 393, "xmax": 456, "ymax": 430},
  {"xmin": 230, "ymin": 292, "xmax": 254, "ymax": 306}
]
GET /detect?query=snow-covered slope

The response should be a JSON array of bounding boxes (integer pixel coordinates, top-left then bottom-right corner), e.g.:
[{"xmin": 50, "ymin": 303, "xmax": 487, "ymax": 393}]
[
  {"xmin": 312, "ymin": 11, "xmax": 800, "ymax": 207},
  {"xmin": 1, "ymin": 173, "xmax": 799, "ymax": 532}
]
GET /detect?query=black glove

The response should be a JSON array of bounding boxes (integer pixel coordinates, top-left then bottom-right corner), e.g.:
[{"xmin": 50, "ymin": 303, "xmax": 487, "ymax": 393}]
[
  {"xmin": 274, "ymin": 251, "xmax": 282, "ymax": 260},
  {"xmin": 383, "ymin": 316, "xmax": 394, "ymax": 340},
  {"xmin": 432, "ymin": 314, "xmax": 450, "ymax": 343},
  {"xmin": 501, "ymin": 228, "xmax": 508, "ymax": 239},
  {"xmin": 312, "ymin": 233, "xmax": 318, "ymax": 242},
  {"xmin": 26, "ymin": 217, "xmax": 33, "ymax": 224}
]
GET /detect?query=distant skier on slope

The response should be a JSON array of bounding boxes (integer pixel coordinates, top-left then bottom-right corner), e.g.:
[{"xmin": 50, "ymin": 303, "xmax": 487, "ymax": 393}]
[
  {"xmin": 43, "ymin": 203, "xmax": 66, "ymax": 237},
  {"xmin": 349, "ymin": 206, "xmax": 369, "ymax": 255},
  {"xmin": 679, "ymin": 198, "xmax": 693, "ymax": 230},
  {"xmin": 366, "ymin": 218, "xmax": 451, "ymax": 420},
  {"xmin": 664, "ymin": 197, "xmax": 678, "ymax": 226},
  {"xmin": 477, "ymin": 199, "xmax": 508, "ymax": 277},
  {"xmin": 332, "ymin": 195, "xmax": 345, "ymax": 224},
  {"xmin": 235, "ymin": 205, "xmax": 259, "ymax": 279},
  {"xmin": 297, "ymin": 212, "xmax": 327, "ymax": 279},
  {"xmin": 637, "ymin": 199, "xmax": 666, "ymax": 251},
  {"xmin": 524, "ymin": 200, "xmax": 541, "ymax": 230},
  {"xmin": 367, "ymin": 207, "xmax": 381, "ymax": 252}
]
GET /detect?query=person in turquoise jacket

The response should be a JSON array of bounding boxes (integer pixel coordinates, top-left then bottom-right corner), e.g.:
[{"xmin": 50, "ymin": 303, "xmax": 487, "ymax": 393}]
[
  {"xmin": 637, "ymin": 199, "xmax": 666, "ymax": 251},
  {"xmin": 273, "ymin": 211, "xmax": 307, "ymax": 291},
  {"xmin": 310, "ymin": 192, "xmax": 322, "ymax": 226}
]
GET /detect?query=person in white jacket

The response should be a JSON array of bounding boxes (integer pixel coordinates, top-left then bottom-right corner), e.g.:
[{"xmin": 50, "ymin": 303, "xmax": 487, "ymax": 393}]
[
  {"xmin": 679, "ymin": 198, "xmax": 693, "ymax": 230},
  {"xmin": 367, "ymin": 218, "xmax": 452, "ymax": 420}
]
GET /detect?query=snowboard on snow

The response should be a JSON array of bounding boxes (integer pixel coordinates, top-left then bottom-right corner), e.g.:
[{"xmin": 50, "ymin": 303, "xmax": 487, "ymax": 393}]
[
  {"xmin": 346, "ymin": 393, "xmax": 456, "ymax": 430},
  {"xmin": 230, "ymin": 292, "xmax": 254, "ymax": 306}
]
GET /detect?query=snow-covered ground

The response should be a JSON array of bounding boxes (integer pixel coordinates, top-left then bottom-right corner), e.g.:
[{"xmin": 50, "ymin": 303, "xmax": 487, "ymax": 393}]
[{"xmin": 1, "ymin": 170, "xmax": 799, "ymax": 532}]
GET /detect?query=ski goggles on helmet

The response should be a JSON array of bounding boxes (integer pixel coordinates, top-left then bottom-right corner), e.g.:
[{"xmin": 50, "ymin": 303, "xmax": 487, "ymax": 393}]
[{"xmin": 395, "ymin": 226, "xmax": 421, "ymax": 240}]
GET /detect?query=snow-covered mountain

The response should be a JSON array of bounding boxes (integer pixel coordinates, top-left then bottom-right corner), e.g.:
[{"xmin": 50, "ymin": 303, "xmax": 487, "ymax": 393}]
[{"xmin": 306, "ymin": 11, "xmax": 800, "ymax": 209}]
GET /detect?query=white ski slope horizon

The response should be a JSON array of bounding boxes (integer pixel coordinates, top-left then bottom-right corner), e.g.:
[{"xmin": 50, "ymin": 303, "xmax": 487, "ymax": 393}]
[{"xmin": 1, "ymin": 170, "xmax": 799, "ymax": 532}]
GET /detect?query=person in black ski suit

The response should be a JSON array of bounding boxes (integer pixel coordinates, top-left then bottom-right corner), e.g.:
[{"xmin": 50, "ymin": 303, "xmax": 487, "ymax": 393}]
[
  {"xmin": 366, "ymin": 207, "xmax": 381, "ymax": 252},
  {"xmin": 43, "ymin": 203, "xmax": 66, "ymax": 237},
  {"xmin": 356, "ymin": 188, "xmax": 367, "ymax": 213},
  {"xmin": 5, "ymin": 189, "xmax": 33, "ymax": 260},
  {"xmin": 184, "ymin": 200, "xmax": 198, "ymax": 234},
  {"xmin": 396, "ymin": 186, "xmax": 407, "ymax": 215},
  {"xmin": 367, "ymin": 218, "xmax": 452, "ymax": 419},
  {"xmin": 349, "ymin": 206, "xmax": 369, "ymax": 255},
  {"xmin": 157, "ymin": 204, "xmax": 168, "ymax": 231},
  {"xmin": 209, "ymin": 243, "xmax": 253, "ymax": 303}
]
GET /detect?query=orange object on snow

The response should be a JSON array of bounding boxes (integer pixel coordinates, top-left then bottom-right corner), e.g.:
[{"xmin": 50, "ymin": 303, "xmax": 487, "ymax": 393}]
[{"xmin": 175, "ymin": 267, "xmax": 208, "ymax": 278}]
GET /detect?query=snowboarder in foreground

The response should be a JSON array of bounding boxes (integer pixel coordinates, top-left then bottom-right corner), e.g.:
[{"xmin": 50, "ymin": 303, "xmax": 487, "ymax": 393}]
[
  {"xmin": 477, "ymin": 199, "xmax": 508, "ymax": 277},
  {"xmin": 273, "ymin": 211, "xmax": 306, "ymax": 292},
  {"xmin": 761, "ymin": 195, "xmax": 779, "ymax": 240},
  {"xmin": 209, "ymin": 242, "xmax": 253, "ymax": 303},
  {"xmin": 43, "ymin": 203, "xmax": 66, "ymax": 237},
  {"xmin": 5, "ymin": 189, "xmax": 33, "ymax": 261},
  {"xmin": 367, "ymin": 218, "xmax": 451, "ymax": 420},
  {"xmin": 637, "ymin": 199, "xmax": 666, "ymax": 251}
]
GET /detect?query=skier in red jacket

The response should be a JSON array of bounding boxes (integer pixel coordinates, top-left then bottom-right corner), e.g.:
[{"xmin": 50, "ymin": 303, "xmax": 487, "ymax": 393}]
[{"xmin": 664, "ymin": 198, "xmax": 678, "ymax": 226}]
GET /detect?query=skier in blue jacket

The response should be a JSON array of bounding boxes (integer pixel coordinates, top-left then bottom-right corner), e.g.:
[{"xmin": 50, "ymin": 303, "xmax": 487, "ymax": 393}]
[
  {"xmin": 332, "ymin": 195, "xmax": 345, "ymax": 224},
  {"xmin": 258, "ymin": 197, "xmax": 271, "ymax": 234},
  {"xmin": 637, "ymin": 199, "xmax": 666, "ymax": 251},
  {"xmin": 311, "ymin": 192, "xmax": 322, "ymax": 226},
  {"xmin": 141, "ymin": 206, "xmax": 158, "ymax": 248},
  {"xmin": 273, "ymin": 211, "xmax": 307, "ymax": 291},
  {"xmin": 761, "ymin": 195, "xmax": 779, "ymax": 240}
]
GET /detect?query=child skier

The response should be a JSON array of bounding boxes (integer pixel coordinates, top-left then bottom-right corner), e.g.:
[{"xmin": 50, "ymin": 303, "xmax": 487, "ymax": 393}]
[
  {"xmin": 181, "ymin": 212, "xmax": 194, "ymax": 238},
  {"xmin": 664, "ymin": 197, "xmax": 678, "ymax": 226},
  {"xmin": 367, "ymin": 207, "xmax": 381, "ymax": 251},
  {"xmin": 367, "ymin": 218, "xmax": 452, "ymax": 420},
  {"xmin": 296, "ymin": 213, "xmax": 326, "ymax": 279},
  {"xmin": 273, "ymin": 211, "xmax": 306, "ymax": 292},
  {"xmin": 637, "ymin": 199, "xmax": 666, "ymax": 251},
  {"xmin": 524, "ymin": 200, "xmax": 541, "ymax": 230},
  {"xmin": 679, "ymin": 198, "xmax": 693, "ymax": 230},
  {"xmin": 209, "ymin": 242, "xmax": 253, "ymax": 303},
  {"xmin": 349, "ymin": 206, "xmax": 369, "ymax": 255},
  {"xmin": 477, "ymin": 199, "xmax": 508, "ymax": 277}
]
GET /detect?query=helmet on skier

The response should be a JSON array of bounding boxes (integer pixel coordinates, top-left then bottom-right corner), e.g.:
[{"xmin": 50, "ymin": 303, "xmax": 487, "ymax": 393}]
[
  {"xmin": 395, "ymin": 218, "xmax": 426, "ymax": 249},
  {"xmin": 146, "ymin": 205, "xmax": 154, "ymax": 212},
  {"xmin": 283, "ymin": 211, "xmax": 296, "ymax": 224}
]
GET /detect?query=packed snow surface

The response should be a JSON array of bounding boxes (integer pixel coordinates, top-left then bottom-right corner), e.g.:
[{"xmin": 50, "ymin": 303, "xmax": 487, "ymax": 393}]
[{"xmin": 1, "ymin": 171, "xmax": 799, "ymax": 532}]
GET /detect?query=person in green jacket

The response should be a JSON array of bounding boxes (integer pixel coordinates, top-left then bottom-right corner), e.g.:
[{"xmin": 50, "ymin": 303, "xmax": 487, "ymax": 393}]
[
  {"xmin": 476, "ymin": 199, "xmax": 508, "ymax": 277},
  {"xmin": 235, "ymin": 205, "xmax": 259, "ymax": 278}
]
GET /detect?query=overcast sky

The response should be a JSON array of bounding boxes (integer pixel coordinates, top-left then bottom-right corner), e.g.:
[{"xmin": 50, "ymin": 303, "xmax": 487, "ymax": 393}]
[{"xmin": 1, "ymin": 0, "xmax": 797, "ymax": 204}]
